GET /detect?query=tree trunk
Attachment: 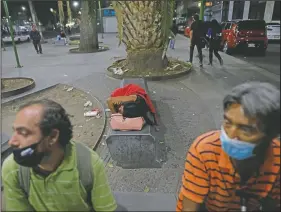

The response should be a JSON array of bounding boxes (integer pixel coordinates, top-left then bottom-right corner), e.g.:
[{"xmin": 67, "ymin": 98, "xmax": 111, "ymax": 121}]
[
  {"xmin": 66, "ymin": 1, "xmax": 72, "ymax": 24},
  {"xmin": 58, "ymin": 1, "xmax": 65, "ymax": 29},
  {"xmin": 127, "ymin": 49, "xmax": 168, "ymax": 72},
  {"xmin": 114, "ymin": 1, "xmax": 174, "ymax": 72},
  {"xmin": 79, "ymin": 0, "xmax": 98, "ymax": 52},
  {"xmin": 28, "ymin": 0, "xmax": 44, "ymax": 42}
]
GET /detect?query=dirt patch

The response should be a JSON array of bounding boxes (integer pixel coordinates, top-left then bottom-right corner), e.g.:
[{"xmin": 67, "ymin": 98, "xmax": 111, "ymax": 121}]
[
  {"xmin": 107, "ymin": 58, "xmax": 192, "ymax": 78},
  {"xmin": 1, "ymin": 84, "xmax": 105, "ymax": 149},
  {"xmin": 1, "ymin": 78, "xmax": 33, "ymax": 93}
]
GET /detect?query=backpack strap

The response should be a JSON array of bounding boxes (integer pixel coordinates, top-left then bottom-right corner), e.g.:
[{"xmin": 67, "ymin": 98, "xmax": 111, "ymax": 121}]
[
  {"xmin": 18, "ymin": 165, "xmax": 31, "ymax": 197},
  {"xmin": 75, "ymin": 142, "xmax": 94, "ymax": 206}
]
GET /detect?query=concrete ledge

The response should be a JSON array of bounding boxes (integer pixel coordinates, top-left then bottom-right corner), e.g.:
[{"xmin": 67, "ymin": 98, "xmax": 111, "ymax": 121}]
[
  {"xmin": 107, "ymin": 64, "xmax": 193, "ymax": 81},
  {"xmin": 1, "ymin": 77, "xmax": 36, "ymax": 99}
]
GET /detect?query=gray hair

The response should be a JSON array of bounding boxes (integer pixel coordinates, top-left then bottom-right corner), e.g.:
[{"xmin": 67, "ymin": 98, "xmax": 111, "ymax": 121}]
[{"xmin": 223, "ymin": 82, "xmax": 280, "ymax": 139}]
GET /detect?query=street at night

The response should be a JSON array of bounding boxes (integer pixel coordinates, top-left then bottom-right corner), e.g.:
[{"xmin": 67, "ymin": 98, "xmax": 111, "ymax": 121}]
[{"xmin": 234, "ymin": 42, "xmax": 280, "ymax": 76}]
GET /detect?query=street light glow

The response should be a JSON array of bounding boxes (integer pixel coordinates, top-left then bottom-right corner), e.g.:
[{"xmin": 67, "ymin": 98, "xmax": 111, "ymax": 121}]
[
  {"xmin": 21, "ymin": 6, "xmax": 26, "ymax": 11},
  {"xmin": 50, "ymin": 8, "xmax": 54, "ymax": 12},
  {"xmin": 73, "ymin": 1, "xmax": 79, "ymax": 7}
]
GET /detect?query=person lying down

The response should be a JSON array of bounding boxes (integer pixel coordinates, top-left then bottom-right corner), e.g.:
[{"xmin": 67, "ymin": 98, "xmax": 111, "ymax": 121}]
[{"xmin": 107, "ymin": 83, "xmax": 158, "ymax": 126}]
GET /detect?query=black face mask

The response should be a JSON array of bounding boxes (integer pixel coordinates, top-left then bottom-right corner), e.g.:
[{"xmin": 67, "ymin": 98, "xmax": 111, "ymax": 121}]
[{"xmin": 13, "ymin": 141, "xmax": 45, "ymax": 167}]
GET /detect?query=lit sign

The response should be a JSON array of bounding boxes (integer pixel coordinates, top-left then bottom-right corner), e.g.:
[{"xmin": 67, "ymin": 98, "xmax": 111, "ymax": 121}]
[
  {"xmin": 205, "ymin": 2, "xmax": 213, "ymax": 7},
  {"xmin": 103, "ymin": 9, "xmax": 115, "ymax": 17}
]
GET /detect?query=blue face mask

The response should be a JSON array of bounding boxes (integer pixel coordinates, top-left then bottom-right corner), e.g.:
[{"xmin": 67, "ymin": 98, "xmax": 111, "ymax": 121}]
[{"xmin": 220, "ymin": 127, "xmax": 257, "ymax": 160}]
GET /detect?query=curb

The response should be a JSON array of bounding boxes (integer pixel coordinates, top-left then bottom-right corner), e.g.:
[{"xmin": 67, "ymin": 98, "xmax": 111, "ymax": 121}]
[
  {"xmin": 69, "ymin": 46, "xmax": 109, "ymax": 54},
  {"xmin": 86, "ymin": 93, "xmax": 107, "ymax": 151},
  {"xmin": 1, "ymin": 83, "xmax": 106, "ymax": 151},
  {"xmin": 1, "ymin": 77, "xmax": 36, "ymax": 99},
  {"xmin": 106, "ymin": 66, "xmax": 193, "ymax": 81}
]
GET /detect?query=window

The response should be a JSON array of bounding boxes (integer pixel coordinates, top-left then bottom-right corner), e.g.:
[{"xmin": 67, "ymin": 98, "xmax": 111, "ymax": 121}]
[{"xmin": 238, "ymin": 20, "xmax": 266, "ymax": 30}]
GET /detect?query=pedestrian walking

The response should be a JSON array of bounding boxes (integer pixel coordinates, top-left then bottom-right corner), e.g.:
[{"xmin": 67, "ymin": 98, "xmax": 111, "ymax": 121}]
[
  {"xmin": 2, "ymin": 99, "xmax": 120, "ymax": 211},
  {"xmin": 30, "ymin": 25, "xmax": 42, "ymax": 54},
  {"xmin": 169, "ymin": 21, "xmax": 178, "ymax": 50},
  {"xmin": 188, "ymin": 14, "xmax": 204, "ymax": 67},
  {"xmin": 177, "ymin": 82, "xmax": 280, "ymax": 212},
  {"xmin": 67, "ymin": 26, "xmax": 71, "ymax": 35},
  {"xmin": 208, "ymin": 19, "xmax": 223, "ymax": 65}
]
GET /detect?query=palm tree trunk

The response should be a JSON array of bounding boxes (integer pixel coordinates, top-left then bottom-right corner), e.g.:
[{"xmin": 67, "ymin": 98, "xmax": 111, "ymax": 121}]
[
  {"xmin": 114, "ymin": 1, "xmax": 174, "ymax": 72},
  {"xmin": 28, "ymin": 0, "xmax": 44, "ymax": 42},
  {"xmin": 79, "ymin": 0, "xmax": 98, "ymax": 52},
  {"xmin": 58, "ymin": 1, "xmax": 65, "ymax": 29},
  {"xmin": 66, "ymin": 1, "xmax": 72, "ymax": 24}
]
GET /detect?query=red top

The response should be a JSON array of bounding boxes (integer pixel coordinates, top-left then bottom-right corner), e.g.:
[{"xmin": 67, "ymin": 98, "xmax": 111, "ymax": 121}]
[{"xmin": 110, "ymin": 84, "xmax": 156, "ymax": 114}]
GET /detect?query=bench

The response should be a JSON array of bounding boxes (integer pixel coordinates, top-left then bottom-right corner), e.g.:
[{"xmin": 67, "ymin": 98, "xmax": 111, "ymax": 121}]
[
  {"xmin": 53, "ymin": 38, "xmax": 67, "ymax": 46},
  {"xmin": 105, "ymin": 78, "xmax": 160, "ymax": 169}
]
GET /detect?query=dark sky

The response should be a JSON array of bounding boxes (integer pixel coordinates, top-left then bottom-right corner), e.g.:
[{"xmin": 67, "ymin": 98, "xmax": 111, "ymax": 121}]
[
  {"xmin": 1, "ymin": 1, "xmax": 110, "ymax": 25},
  {"xmin": 2, "ymin": 1, "xmax": 59, "ymax": 25}
]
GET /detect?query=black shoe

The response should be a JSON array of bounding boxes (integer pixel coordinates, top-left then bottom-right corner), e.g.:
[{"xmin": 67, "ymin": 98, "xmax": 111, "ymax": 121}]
[
  {"xmin": 199, "ymin": 63, "xmax": 203, "ymax": 67},
  {"xmin": 40, "ymin": 52, "xmax": 43, "ymax": 54}
]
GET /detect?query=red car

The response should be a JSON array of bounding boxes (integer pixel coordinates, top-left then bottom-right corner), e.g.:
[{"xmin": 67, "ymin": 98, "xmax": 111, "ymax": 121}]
[
  {"xmin": 222, "ymin": 20, "xmax": 268, "ymax": 55},
  {"xmin": 184, "ymin": 26, "xmax": 191, "ymax": 38}
]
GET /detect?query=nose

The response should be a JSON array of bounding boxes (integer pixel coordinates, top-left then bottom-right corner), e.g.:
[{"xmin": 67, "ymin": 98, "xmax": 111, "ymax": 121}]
[
  {"xmin": 8, "ymin": 133, "xmax": 20, "ymax": 147},
  {"xmin": 226, "ymin": 126, "xmax": 239, "ymax": 139}
]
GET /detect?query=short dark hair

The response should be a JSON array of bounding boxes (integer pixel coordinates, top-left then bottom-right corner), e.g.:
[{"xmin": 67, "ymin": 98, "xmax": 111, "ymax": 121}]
[
  {"xmin": 193, "ymin": 14, "xmax": 199, "ymax": 21},
  {"xmin": 223, "ymin": 82, "xmax": 280, "ymax": 139},
  {"xmin": 19, "ymin": 99, "xmax": 73, "ymax": 147}
]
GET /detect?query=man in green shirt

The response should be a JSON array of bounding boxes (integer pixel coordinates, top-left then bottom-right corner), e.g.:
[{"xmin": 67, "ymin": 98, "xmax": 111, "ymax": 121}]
[{"xmin": 2, "ymin": 99, "xmax": 117, "ymax": 211}]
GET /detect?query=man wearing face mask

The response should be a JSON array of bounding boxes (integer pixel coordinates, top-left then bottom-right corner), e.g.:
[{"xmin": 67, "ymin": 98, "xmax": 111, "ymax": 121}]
[
  {"xmin": 2, "ymin": 99, "xmax": 118, "ymax": 211},
  {"xmin": 176, "ymin": 82, "xmax": 280, "ymax": 212}
]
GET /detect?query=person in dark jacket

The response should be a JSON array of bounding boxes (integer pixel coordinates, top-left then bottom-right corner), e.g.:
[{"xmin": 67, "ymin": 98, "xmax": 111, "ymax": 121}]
[
  {"xmin": 30, "ymin": 25, "xmax": 42, "ymax": 54},
  {"xmin": 207, "ymin": 19, "xmax": 223, "ymax": 65},
  {"xmin": 188, "ymin": 14, "xmax": 204, "ymax": 67}
]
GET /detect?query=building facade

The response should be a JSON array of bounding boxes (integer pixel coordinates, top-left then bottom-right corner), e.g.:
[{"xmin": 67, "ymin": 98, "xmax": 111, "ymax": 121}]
[{"xmin": 176, "ymin": 0, "xmax": 280, "ymax": 24}]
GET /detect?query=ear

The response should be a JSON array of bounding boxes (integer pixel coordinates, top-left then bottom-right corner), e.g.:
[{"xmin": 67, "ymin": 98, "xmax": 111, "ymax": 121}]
[{"xmin": 48, "ymin": 129, "xmax": 60, "ymax": 146}]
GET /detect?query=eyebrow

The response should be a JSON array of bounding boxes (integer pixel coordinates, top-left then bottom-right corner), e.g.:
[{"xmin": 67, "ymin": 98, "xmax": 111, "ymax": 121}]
[
  {"xmin": 223, "ymin": 114, "xmax": 257, "ymax": 130},
  {"xmin": 13, "ymin": 126, "xmax": 32, "ymax": 133}
]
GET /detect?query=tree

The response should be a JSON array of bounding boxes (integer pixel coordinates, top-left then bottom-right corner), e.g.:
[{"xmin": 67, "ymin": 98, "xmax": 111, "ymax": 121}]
[
  {"xmin": 58, "ymin": 1, "xmax": 65, "ymax": 29},
  {"xmin": 113, "ymin": 1, "xmax": 174, "ymax": 73},
  {"xmin": 28, "ymin": 0, "xmax": 44, "ymax": 42},
  {"xmin": 79, "ymin": 0, "xmax": 99, "ymax": 52},
  {"xmin": 66, "ymin": 1, "xmax": 72, "ymax": 24}
]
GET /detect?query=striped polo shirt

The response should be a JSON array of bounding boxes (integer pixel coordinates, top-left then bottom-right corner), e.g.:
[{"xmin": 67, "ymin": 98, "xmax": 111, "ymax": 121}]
[
  {"xmin": 2, "ymin": 141, "xmax": 117, "ymax": 211},
  {"xmin": 177, "ymin": 131, "xmax": 280, "ymax": 211}
]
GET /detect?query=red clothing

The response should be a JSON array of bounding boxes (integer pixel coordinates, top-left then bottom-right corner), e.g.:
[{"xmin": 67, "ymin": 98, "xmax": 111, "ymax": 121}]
[{"xmin": 111, "ymin": 84, "xmax": 156, "ymax": 114}]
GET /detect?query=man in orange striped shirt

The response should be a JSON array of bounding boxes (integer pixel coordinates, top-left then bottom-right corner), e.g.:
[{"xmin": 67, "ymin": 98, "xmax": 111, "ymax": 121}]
[{"xmin": 177, "ymin": 82, "xmax": 280, "ymax": 212}]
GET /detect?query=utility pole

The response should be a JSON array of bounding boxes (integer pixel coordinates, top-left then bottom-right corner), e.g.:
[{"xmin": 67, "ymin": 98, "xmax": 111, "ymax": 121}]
[
  {"xmin": 3, "ymin": 1, "xmax": 22, "ymax": 68},
  {"xmin": 98, "ymin": 0, "xmax": 104, "ymax": 39},
  {"xmin": 199, "ymin": 0, "xmax": 205, "ymax": 21}
]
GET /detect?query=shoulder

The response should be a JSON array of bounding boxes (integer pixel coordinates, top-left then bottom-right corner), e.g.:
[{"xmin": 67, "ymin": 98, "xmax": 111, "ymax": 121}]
[
  {"xmin": 190, "ymin": 130, "xmax": 221, "ymax": 154},
  {"xmin": 90, "ymin": 150, "xmax": 105, "ymax": 172},
  {"xmin": 2, "ymin": 154, "xmax": 19, "ymax": 181}
]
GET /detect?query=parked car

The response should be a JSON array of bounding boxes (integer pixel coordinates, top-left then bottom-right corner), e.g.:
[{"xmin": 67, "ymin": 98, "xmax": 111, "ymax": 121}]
[
  {"xmin": 177, "ymin": 23, "xmax": 187, "ymax": 33},
  {"xmin": 220, "ymin": 21, "xmax": 235, "ymax": 50},
  {"xmin": 2, "ymin": 31, "xmax": 30, "ymax": 43},
  {"xmin": 266, "ymin": 21, "xmax": 280, "ymax": 41},
  {"xmin": 222, "ymin": 19, "xmax": 268, "ymax": 55}
]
